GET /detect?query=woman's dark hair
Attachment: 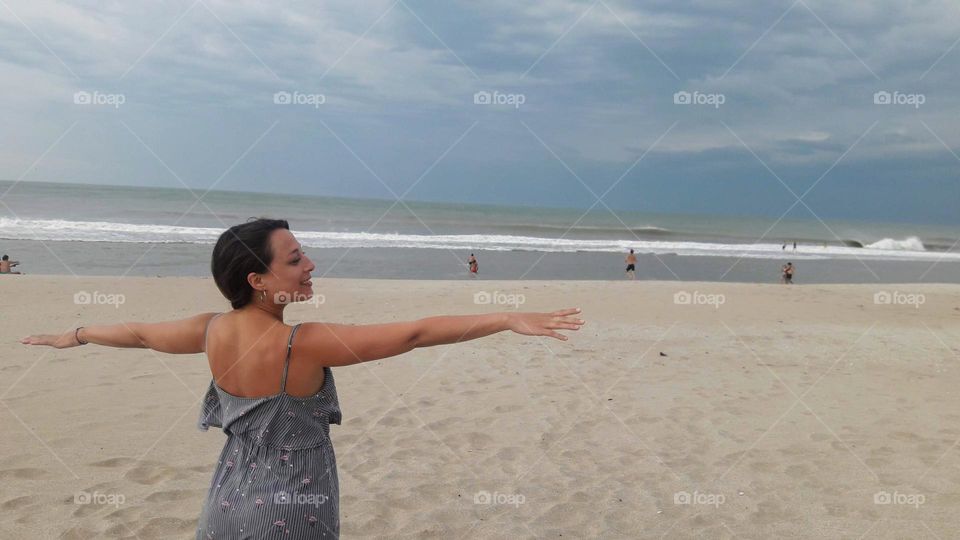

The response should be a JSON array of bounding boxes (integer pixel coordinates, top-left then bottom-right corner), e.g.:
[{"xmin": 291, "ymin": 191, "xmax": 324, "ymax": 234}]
[
  {"xmin": 211, "ymin": 218, "xmax": 290, "ymax": 309},
  {"xmin": 1, "ymin": 255, "xmax": 7, "ymax": 261}
]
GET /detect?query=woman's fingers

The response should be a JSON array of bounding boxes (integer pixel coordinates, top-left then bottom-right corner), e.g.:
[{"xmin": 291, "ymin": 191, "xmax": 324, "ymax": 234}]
[
  {"xmin": 548, "ymin": 318, "xmax": 584, "ymax": 329},
  {"xmin": 547, "ymin": 321, "xmax": 580, "ymax": 330},
  {"xmin": 20, "ymin": 335, "xmax": 53, "ymax": 346},
  {"xmin": 539, "ymin": 322, "xmax": 582, "ymax": 337},
  {"xmin": 509, "ymin": 311, "xmax": 584, "ymax": 341}
]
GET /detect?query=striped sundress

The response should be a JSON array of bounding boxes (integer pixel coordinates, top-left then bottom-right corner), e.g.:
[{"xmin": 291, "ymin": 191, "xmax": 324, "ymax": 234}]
[{"xmin": 196, "ymin": 318, "xmax": 343, "ymax": 538}]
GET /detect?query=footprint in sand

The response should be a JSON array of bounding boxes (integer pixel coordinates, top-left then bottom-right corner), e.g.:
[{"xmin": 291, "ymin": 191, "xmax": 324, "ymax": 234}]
[
  {"xmin": 130, "ymin": 372, "xmax": 164, "ymax": 381},
  {"xmin": 123, "ymin": 462, "xmax": 182, "ymax": 485},
  {"xmin": 0, "ymin": 467, "xmax": 51, "ymax": 480},
  {"xmin": 749, "ymin": 460, "xmax": 777, "ymax": 473},
  {"xmin": 90, "ymin": 457, "xmax": 201, "ymax": 485},
  {"xmin": 387, "ymin": 447, "xmax": 426, "ymax": 462},
  {"xmin": 1, "ymin": 495, "xmax": 39, "ymax": 510},
  {"xmin": 865, "ymin": 456, "xmax": 891, "ymax": 468},
  {"xmin": 377, "ymin": 414, "xmax": 414, "ymax": 428},
  {"xmin": 751, "ymin": 500, "xmax": 799, "ymax": 524},
  {"xmin": 59, "ymin": 525, "xmax": 100, "ymax": 540},
  {"xmin": 102, "ymin": 521, "xmax": 142, "ymax": 538},
  {"xmin": 72, "ymin": 500, "xmax": 108, "ymax": 518},
  {"xmin": 134, "ymin": 517, "xmax": 196, "ymax": 537},
  {"xmin": 89, "ymin": 457, "xmax": 138, "ymax": 468},
  {"xmin": 425, "ymin": 416, "xmax": 465, "ymax": 431},
  {"xmin": 145, "ymin": 488, "xmax": 202, "ymax": 503},
  {"xmin": 469, "ymin": 430, "xmax": 498, "ymax": 446},
  {"xmin": 415, "ymin": 397, "xmax": 437, "ymax": 407},
  {"xmin": 68, "ymin": 484, "xmax": 128, "ymax": 518},
  {"xmin": 105, "ymin": 505, "xmax": 140, "ymax": 521}
]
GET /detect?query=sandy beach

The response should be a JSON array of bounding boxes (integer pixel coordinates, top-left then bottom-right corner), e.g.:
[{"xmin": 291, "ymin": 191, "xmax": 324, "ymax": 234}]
[{"xmin": 2, "ymin": 276, "xmax": 959, "ymax": 538}]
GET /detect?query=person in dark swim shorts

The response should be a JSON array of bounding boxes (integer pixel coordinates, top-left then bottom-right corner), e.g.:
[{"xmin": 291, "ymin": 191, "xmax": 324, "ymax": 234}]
[
  {"xmin": 781, "ymin": 262, "xmax": 794, "ymax": 284},
  {"xmin": 625, "ymin": 249, "xmax": 637, "ymax": 280}
]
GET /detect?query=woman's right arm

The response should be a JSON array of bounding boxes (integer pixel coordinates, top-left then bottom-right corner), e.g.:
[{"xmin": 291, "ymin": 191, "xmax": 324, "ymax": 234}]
[{"xmin": 298, "ymin": 308, "xmax": 584, "ymax": 367}]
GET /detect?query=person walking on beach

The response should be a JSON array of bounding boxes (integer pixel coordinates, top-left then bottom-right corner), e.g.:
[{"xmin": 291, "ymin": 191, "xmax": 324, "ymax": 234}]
[
  {"xmin": 0, "ymin": 254, "xmax": 22, "ymax": 274},
  {"xmin": 19, "ymin": 218, "xmax": 585, "ymax": 538},
  {"xmin": 467, "ymin": 253, "xmax": 478, "ymax": 277},
  {"xmin": 781, "ymin": 262, "xmax": 794, "ymax": 284},
  {"xmin": 625, "ymin": 249, "xmax": 637, "ymax": 280}
]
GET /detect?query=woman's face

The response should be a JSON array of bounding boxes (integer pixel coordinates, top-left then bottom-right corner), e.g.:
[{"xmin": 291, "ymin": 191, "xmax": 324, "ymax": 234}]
[{"xmin": 261, "ymin": 228, "xmax": 315, "ymax": 304}]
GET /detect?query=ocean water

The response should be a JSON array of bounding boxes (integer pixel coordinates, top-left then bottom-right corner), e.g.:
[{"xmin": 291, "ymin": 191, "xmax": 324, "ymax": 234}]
[{"xmin": 0, "ymin": 180, "xmax": 958, "ymax": 283}]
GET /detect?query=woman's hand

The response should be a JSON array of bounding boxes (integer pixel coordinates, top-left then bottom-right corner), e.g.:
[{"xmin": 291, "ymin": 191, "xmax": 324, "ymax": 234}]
[
  {"xmin": 506, "ymin": 308, "xmax": 584, "ymax": 341},
  {"xmin": 20, "ymin": 331, "xmax": 83, "ymax": 349}
]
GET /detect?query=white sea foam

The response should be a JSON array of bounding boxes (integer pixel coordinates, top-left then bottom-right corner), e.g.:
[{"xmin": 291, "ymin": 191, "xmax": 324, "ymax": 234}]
[
  {"xmin": 864, "ymin": 236, "xmax": 925, "ymax": 251},
  {"xmin": 1, "ymin": 218, "xmax": 957, "ymax": 262}
]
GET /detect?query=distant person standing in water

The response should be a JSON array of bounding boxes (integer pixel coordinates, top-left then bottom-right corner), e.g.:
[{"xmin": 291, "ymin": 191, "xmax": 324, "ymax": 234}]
[
  {"xmin": 793, "ymin": 241, "xmax": 797, "ymax": 251},
  {"xmin": 467, "ymin": 253, "xmax": 478, "ymax": 277},
  {"xmin": 0, "ymin": 254, "xmax": 22, "ymax": 274},
  {"xmin": 781, "ymin": 262, "xmax": 794, "ymax": 284},
  {"xmin": 625, "ymin": 249, "xmax": 637, "ymax": 280}
]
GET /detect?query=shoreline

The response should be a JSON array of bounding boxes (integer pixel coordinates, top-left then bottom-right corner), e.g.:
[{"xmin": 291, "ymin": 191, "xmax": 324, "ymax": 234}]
[
  {"xmin": 6, "ymin": 273, "xmax": 960, "ymax": 287},
  {"xmin": 2, "ymin": 239, "xmax": 959, "ymax": 284}
]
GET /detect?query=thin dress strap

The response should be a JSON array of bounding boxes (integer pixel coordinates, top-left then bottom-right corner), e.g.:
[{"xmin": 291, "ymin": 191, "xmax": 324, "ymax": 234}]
[{"xmin": 280, "ymin": 323, "xmax": 303, "ymax": 391}]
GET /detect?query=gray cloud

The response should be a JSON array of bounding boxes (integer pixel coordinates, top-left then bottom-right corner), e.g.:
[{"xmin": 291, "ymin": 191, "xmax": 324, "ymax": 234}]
[{"xmin": 0, "ymin": 0, "xmax": 958, "ymax": 224}]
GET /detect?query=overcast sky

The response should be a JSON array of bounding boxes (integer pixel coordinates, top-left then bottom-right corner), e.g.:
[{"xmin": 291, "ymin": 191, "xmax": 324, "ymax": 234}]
[{"xmin": 1, "ymin": 0, "xmax": 958, "ymax": 224}]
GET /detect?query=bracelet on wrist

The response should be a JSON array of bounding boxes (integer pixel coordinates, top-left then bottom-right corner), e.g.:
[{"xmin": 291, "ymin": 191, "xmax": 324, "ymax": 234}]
[{"xmin": 75, "ymin": 327, "xmax": 88, "ymax": 345}]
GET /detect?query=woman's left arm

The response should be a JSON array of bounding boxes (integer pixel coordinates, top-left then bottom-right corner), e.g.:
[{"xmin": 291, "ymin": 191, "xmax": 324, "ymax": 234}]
[{"xmin": 20, "ymin": 312, "xmax": 219, "ymax": 354}]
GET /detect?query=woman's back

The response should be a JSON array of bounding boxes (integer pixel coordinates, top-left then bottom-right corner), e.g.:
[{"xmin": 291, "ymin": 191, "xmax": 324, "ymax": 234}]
[
  {"xmin": 197, "ymin": 313, "xmax": 343, "ymax": 538},
  {"xmin": 205, "ymin": 312, "xmax": 327, "ymax": 398}
]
